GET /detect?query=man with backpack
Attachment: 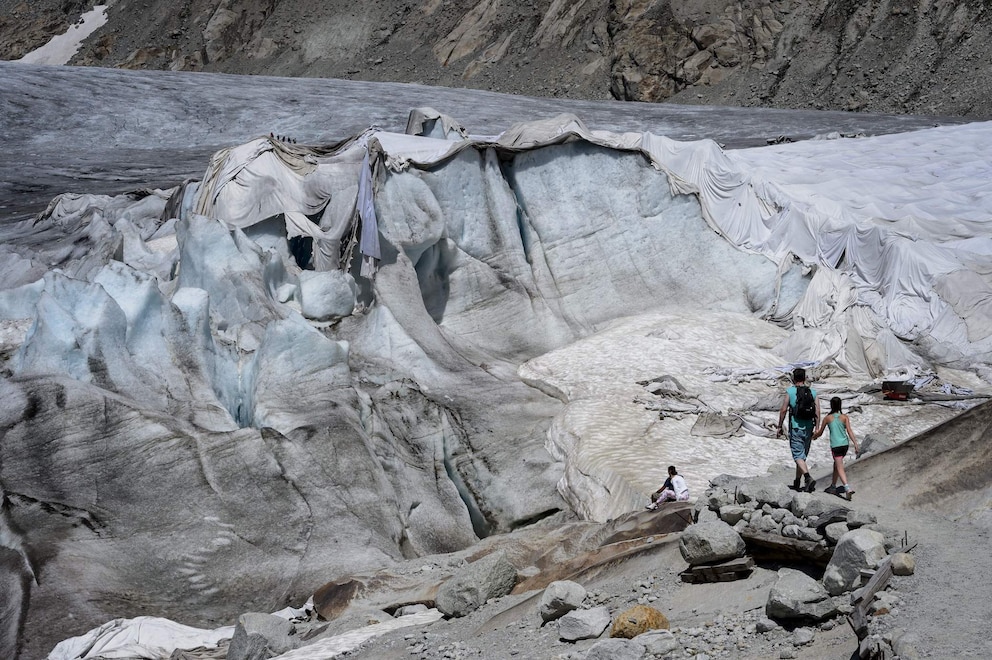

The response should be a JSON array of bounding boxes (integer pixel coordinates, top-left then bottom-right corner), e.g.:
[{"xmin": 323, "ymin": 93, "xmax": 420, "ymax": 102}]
[{"xmin": 776, "ymin": 367, "xmax": 820, "ymax": 492}]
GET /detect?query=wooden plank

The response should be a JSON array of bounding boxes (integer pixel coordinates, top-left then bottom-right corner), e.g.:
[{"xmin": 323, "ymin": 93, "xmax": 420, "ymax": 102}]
[
  {"xmin": 848, "ymin": 608, "xmax": 869, "ymax": 641},
  {"xmin": 680, "ymin": 556, "xmax": 754, "ymax": 583},
  {"xmin": 851, "ymin": 556, "xmax": 894, "ymax": 605},
  {"xmin": 888, "ymin": 541, "xmax": 917, "ymax": 555}
]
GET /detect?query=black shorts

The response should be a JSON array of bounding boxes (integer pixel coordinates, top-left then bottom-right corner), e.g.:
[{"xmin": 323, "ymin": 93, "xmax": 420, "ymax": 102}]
[{"xmin": 831, "ymin": 444, "xmax": 849, "ymax": 458}]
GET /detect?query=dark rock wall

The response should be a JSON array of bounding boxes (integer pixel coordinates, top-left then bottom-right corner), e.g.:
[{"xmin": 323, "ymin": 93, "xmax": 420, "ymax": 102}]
[{"xmin": 2, "ymin": 0, "xmax": 991, "ymax": 117}]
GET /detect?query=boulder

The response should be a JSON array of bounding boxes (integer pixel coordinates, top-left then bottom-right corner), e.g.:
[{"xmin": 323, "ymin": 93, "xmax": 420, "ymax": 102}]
[
  {"xmin": 559, "ymin": 606, "xmax": 612, "ymax": 641},
  {"xmin": 718, "ymin": 505, "xmax": 748, "ymax": 525},
  {"xmin": 609, "ymin": 604, "xmax": 669, "ymax": 638},
  {"xmin": 756, "ymin": 617, "xmax": 778, "ymax": 633},
  {"xmin": 824, "ymin": 522, "xmax": 849, "ymax": 543},
  {"xmin": 792, "ymin": 627, "xmax": 815, "ymax": 646},
  {"xmin": 583, "ymin": 638, "xmax": 646, "ymax": 660},
  {"xmin": 864, "ymin": 524, "xmax": 903, "ymax": 552},
  {"xmin": 704, "ymin": 489, "xmax": 734, "ymax": 512},
  {"xmin": 739, "ymin": 482, "xmax": 794, "ymax": 509},
  {"xmin": 892, "ymin": 631, "xmax": 923, "ymax": 659},
  {"xmin": 435, "ymin": 551, "xmax": 517, "ymax": 617},
  {"xmin": 635, "ymin": 628, "xmax": 680, "ymax": 654},
  {"xmin": 749, "ymin": 513, "xmax": 782, "ymax": 534},
  {"xmin": 696, "ymin": 507, "xmax": 719, "ymax": 523},
  {"xmin": 766, "ymin": 568, "xmax": 839, "ymax": 622},
  {"xmin": 709, "ymin": 474, "xmax": 750, "ymax": 490},
  {"xmin": 801, "ymin": 496, "xmax": 852, "ymax": 520},
  {"xmin": 781, "ymin": 524, "xmax": 822, "ymax": 542},
  {"xmin": 823, "ymin": 529, "xmax": 886, "ymax": 595},
  {"xmin": 227, "ymin": 613, "xmax": 298, "ymax": 660},
  {"xmin": 846, "ymin": 509, "xmax": 877, "ymax": 528},
  {"xmin": 679, "ymin": 520, "xmax": 746, "ymax": 565},
  {"xmin": 891, "ymin": 553, "xmax": 916, "ymax": 576},
  {"xmin": 539, "ymin": 580, "xmax": 587, "ymax": 623},
  {"xmin": 298, "ymin": 270, "xmax": 357, "ymax": 321}
]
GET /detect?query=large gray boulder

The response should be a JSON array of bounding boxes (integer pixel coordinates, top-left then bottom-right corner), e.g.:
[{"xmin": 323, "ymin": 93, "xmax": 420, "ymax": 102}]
[
  {"xmin": 823, "ymin": 529, "xmax": 886, "ymax": 595},
  {"xmin": 766, "ymin": 568, "xmax": 839, "ymax": 622},
  {"xmin": 679, "ymin": 520, "xmax": 746, "ymax": 565},
  {"xmin": 791, "ymin": 493, "xmax": 851, "ymax": 519},
  {"xmin": 636, "ymin": 629, "xmax": 680, "ymax": 655},
  {"xmin": 435, "ymin": 551, "xmax": 518, "ymax": 617},
  {"xmin": 739, "ymin": 482, "xmax": 794, "ymax": 509},
  {"xmin": 539, "ymin": 580, "xmax": 587, "ymax": 622},
  {"xmin": 584, "ymin": 638, "xmax": 646, "ymax": 660},
  {"xmin": 227, "ymin": 613, "xmax": 298, "ymax": 660},
  {"xmin": 559, "ymin": 606, "xmax": 612, "ymax": 641}
]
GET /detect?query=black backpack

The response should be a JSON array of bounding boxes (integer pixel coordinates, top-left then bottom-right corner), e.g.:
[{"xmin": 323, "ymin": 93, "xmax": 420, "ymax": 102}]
[{"xmin": 792, "ymin": 386, "xmax": 816, "ymax": 421}]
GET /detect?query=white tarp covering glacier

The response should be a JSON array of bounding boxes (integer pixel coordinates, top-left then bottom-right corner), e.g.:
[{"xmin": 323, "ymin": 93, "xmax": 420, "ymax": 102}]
[{"xmin": 2, "ymin": 109, "xmax": 992, "ymax": 658}]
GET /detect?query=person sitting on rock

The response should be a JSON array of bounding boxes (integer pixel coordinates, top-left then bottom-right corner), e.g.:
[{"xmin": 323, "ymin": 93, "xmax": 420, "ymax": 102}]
[
  {"xmin": 647, "ymin": 466, "xmax": 689, "ymax": 509},
  {"xmin": 812, "ymin": 396, "xmax": 860, "ymax": 499}
]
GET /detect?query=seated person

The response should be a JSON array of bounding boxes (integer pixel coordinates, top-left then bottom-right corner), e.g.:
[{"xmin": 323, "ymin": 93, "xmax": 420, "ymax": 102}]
[{"xmin": 647, "ymin": 466, "xmax": 689, "ymax": 509}]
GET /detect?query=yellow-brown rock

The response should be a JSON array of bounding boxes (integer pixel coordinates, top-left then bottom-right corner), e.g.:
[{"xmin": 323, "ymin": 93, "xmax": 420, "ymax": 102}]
[{"xmin": 609, "ymin": 604, "xmax": 669, "ymax": 639}]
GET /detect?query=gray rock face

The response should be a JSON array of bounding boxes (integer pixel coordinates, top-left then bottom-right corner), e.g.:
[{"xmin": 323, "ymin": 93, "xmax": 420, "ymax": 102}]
[
  {"xmin": 584, "ymin": 638, "xmax": 646, "ymax": 660},
  {"xmin": 823, "ymin": 529, "xmax": 887, "ymax": 595},
  {"xmin": 539, "ymin": 580, "xmax": 587, "ymax": 622},
  {"xmin": 766, "ymin": 568, "xmax": 839, "ymax": 622},
  {"xmin": 679, "ymin": 520, "xmax": 746, "ymax": 565},
  {"xmin": 228, "ymin": 613, "xmax": 298, "ymax": 660},
  {"xmin": 558, "ymin": 606, "xmax": 612, "ymax": 641},
  {"xmin": 10, "ymin": 0, "xmax": 992, "ymax": 119},
  {"xmin": 435, "ymin": 551, "xmax": 518, "ymax": 617}
]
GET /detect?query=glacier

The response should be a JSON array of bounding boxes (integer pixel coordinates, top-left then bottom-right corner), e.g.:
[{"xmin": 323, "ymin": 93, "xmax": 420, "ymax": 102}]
[{"xmin": 2, "ymin": 64, "xmax": 992, "ymax": 657}]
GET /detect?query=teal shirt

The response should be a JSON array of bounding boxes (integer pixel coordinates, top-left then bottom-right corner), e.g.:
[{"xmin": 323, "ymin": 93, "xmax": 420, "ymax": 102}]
[
  {"xmin": 826, "ymin": 414, "xmax": 850, "ymax": 448},
  {"xmin": 787, "ymin": 386, "xmax": 817, "ymax": 431}
]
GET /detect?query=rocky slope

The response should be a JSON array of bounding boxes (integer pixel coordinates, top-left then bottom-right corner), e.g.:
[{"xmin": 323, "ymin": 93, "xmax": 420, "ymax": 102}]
[{"xmin": 3, "ymin": 0, "xmax": 992, "ymax": 117}]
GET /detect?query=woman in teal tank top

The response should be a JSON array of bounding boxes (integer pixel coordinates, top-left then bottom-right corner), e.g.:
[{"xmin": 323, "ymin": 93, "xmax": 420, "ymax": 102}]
[{"xmin": 813, "ymin": 396, "xmax": 861, "ymax": 498}]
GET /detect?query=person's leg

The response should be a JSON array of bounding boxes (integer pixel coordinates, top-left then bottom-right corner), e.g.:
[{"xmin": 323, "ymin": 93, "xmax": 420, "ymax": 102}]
[
  {"xmin": 658, "ymin": 489, "xmax": 676, "ymax": 502},
  {"xmin": 834, "ymin": 456, "xmax": 847, "ymax": 486},
  {"xmin": 792, "ymin": 429, "xmax": 815, "ymax": 491},
  {"xmin": 790, "ymin": 429, "xmax": 810, "ymax": 489}
]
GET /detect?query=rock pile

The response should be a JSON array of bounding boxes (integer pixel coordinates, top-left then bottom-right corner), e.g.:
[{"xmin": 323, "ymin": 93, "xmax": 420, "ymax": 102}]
[{"xmin": 159, "ymin": 476, "xmax": 921, "ymax": 660}]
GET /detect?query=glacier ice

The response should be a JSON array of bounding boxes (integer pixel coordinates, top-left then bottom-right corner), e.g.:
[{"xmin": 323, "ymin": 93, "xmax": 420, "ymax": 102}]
[{"xmin": 2, "ymin": 111, "xmax": 992, "ymax": 657}]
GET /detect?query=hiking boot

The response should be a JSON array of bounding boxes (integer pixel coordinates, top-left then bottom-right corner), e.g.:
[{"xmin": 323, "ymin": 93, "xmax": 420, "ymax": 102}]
[
  {"xmin": 824, "ymin": 485, "xmax": 838, "ymax": 495},
  {"xmin": 804, "ymin": 475, "xmax": 816, "ymax": 493},
  {"xmin": 792, "ymin": 478, "xmax": 802, "ymax": 491}
]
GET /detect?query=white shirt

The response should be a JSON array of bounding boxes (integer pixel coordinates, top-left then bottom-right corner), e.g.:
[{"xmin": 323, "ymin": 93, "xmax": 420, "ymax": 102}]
[{"xmin": 672, "ymin": 474, "xmax": 689, "ymax": 499}]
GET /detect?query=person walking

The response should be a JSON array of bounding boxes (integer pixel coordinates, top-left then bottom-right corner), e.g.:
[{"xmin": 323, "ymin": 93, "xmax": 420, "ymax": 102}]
[
  {"xmin": 813, "ymin": 396, "xmax": 860, "ymax": 499},
  {"xmin": 777, "ymin": 367, "xmax": 820, "ymax": 492},
  {"xmin": 647, "ymin": 466, "xmax": 690, "ymax": 509}
]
